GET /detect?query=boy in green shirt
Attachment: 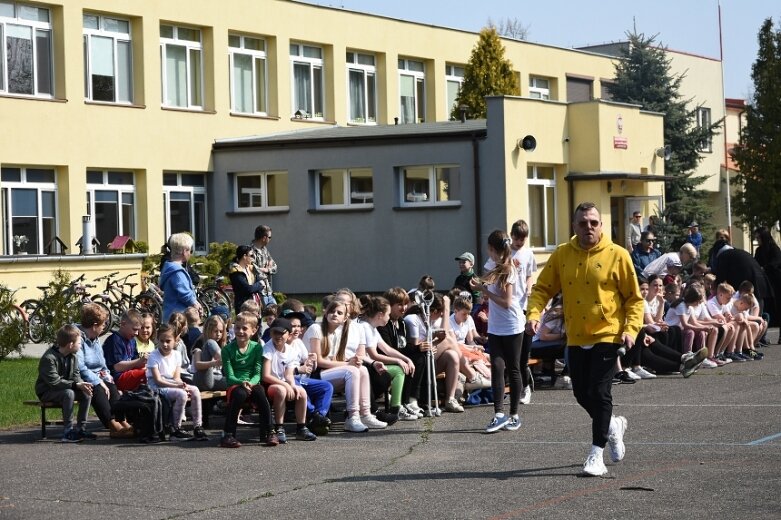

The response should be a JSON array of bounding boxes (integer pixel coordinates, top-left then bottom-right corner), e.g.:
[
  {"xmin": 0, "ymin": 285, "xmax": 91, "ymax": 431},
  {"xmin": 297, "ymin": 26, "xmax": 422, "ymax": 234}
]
[{"xmin": 219, "ymin": 312, "xmax": 276, "ymax": 448}]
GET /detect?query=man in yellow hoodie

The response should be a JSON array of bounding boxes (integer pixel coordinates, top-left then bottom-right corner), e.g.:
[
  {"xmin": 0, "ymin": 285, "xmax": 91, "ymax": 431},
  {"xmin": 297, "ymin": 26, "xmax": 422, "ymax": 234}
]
[{"xmin": 526, "ymin": 202, "xmax": 643, "ymax": 477}]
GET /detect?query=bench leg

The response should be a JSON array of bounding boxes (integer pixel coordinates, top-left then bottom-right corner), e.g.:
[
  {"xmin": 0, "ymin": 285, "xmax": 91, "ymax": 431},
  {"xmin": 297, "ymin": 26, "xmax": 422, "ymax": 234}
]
[{"xmin": 41, "ymin": 406, "xmax": 47, "ymax": 439}]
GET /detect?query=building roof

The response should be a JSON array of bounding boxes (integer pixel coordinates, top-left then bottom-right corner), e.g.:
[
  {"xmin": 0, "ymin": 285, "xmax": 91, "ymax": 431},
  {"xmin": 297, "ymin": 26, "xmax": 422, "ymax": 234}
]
[{"xmin": 213, "ymin": 120, "xmax": 487, "ymax": 150}]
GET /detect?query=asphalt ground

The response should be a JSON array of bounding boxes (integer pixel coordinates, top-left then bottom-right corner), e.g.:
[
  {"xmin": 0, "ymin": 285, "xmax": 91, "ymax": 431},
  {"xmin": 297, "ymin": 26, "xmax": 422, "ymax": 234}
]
[{"xmin": 2, "ymin": 334, "xmax": 780, "ymax": 520}]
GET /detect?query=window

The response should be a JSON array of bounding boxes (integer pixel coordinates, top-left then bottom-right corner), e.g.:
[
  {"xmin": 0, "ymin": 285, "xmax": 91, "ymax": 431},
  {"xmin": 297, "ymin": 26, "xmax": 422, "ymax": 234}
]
[
  {"xmin": 1, "ymin": 166, "xmax": 56, "ymax": 254},
  {"xmin": 529, "ymin": 76, "xmax": 550, "ymax": 100},
  {"xmin": 316, "ymin": 168, "xmax": 373, "ymax": 209},
  {"xmin": 400, "ymin": 165, "xmax": 460, "ymax": 207},
  {"xmin": 527, "ymin": 165, "xmax": 556, "ymax": 248},
  {"xmin": 163, "ymin": 172, "xmax": 207, "ymax": 252},
  {"xmin": 445, "ymin": 63, "xmax": 464, "ymax": 117},
  {"xmin": 290, "ymin": 43, "xmax": 324, "ymax": 119},
  {"xmin": 86, "ymin": 170, "xmax": 135, "ymax": 253},
  {"xmin": 0, "ymin": 2, "xmax": 53, "ymax": 97},
  {"xmin": 697, "ymin": 107, "xmax": 712, "ymax": 152},
  {"xmin": 83, "ymin": 13, "xmax": 132, "ymax": 103},
  {"xmin": 234, "ymin": 171, "xmax": 289, "ymax": 211},
  {"xmin": 346, "ymin": 51, "xmax": 376, "ymax": 124},
  {"xmin": 566, "ymin": 76, "xmax": 592, "ymax": 102},
  {"xmin": 229, "ymin": 34, "xmax": 267, "ymax": 115},
  {"xmin": 160, "ymin": 24, "xmax": 203, "ymax": 108},
  {"xmin": 398, "ymin": 58, "xmax": 425, "ymax": 124}
]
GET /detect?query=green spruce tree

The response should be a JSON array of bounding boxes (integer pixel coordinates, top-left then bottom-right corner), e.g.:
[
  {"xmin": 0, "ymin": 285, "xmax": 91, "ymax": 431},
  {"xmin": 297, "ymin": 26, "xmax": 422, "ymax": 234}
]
[
  {"xmin": 609, "ymin": 32, "xmax": 720, "ymax": 251},
  {"xmin": 731, "ymin": 18, "xmax": 781, "ymax": 230},
  {"xmin": 452, "ymin": 27, "xmax": 519, "ymax": 120}
]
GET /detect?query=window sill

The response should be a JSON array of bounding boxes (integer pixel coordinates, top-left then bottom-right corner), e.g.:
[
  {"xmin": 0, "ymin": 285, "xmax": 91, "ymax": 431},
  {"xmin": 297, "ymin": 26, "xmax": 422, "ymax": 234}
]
[
  {"xmin": 225, "ymin": 207, "xmax": 290, "ymax": 216},
  {"xmin": 393, "ymin": 202, "xmax": 462, "ymax": 211},
  {"xmin": 85, "ymin": 100, "xmax": 146, "ymax": 109},
  {"xmin": 0, "ymin": 93, "xmax": 66, "ymax": 103},
  {"xmin": 308, "ymin": 206, "xmax": 374, "ymax": 214},
  {"xmin": 161, "ymin": 106, "xmax": 217, "ymax": 114},
  {"xmin": 346, "ymin": 121, "xmax": 378, "ymax": 127},
  {"xmin": 289, "ymin": 117, "xmax": 336, "ymax": 125},
  {"xmin": 230, "ymin": 112, "xmax": 281, "ymax": 121}
]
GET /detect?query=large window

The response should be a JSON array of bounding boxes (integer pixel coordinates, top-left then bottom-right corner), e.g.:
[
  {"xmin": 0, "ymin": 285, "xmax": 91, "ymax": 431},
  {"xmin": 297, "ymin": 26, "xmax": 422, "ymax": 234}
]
[
  {"xmin": 86, "ymin": 170, "xmax": 135, "ymax": 253},
  {"xmin": 163, "ymin": 172, "xmax": 207, "ymax": 253},
  {"xmin": 529, "ymin": 76, "xmax": 550, "ymax": 100},
  {"xmin": 160, "ymin": 24, "xmax": 203, "ymax": 109},
  {"xmin": 234, "ymin": 171, "xmax": 289, "ymax": 211},
  {"xmin": 399, "ymin": 58, "xmax": 425, "ymax": 124},
  {"xmin": 316, "ymin": 168, "xmax": 373, "ymax": 209},
  {"xmin": 229, "ymin": 34, "xmax": 267, "ymax": 115},
  {"xmin": 346, "ymin": 51, "xmax": 376, "ymax": 124},
  {"xmin": 290, "ymin": 43, "xmax": 323, "ymax": 119},
  {"xmin": 1, "ymin": 166, "xmax": 56, "ymax": 255},
  {"xmin": 83, "ymin": 13, "xmax": 132, "ymax": 103},
  {"xmin": 445, "ymin": 63, "xmax": 464, "ymax": 117},
  {"xmin": 527, "ymin": 165, "xmax": 556, "ymax": 249},
  {"xmin": 0, "ymin": 2, "xmax": 52, "ymax": 97},
  {"xmin": 400, "ymin": 165, "xmax": 459, "ymax": 207},
  {"xmin": 697, "ymin": 107, "xmax": 712, "ymax": 152}
]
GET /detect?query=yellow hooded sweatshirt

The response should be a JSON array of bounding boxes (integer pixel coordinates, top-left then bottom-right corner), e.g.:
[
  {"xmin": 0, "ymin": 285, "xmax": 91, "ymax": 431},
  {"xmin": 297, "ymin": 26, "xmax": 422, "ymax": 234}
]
[{"xmin": 527, "ymin": 232, "xmax": 644, "ymax": 347}]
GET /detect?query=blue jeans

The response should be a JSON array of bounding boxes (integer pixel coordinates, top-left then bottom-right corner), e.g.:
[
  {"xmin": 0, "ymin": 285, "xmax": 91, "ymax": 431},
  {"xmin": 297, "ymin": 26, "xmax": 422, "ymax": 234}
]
[{"xmin": 296, "ymin": 376, "xmax": 334, "ymax": 417}]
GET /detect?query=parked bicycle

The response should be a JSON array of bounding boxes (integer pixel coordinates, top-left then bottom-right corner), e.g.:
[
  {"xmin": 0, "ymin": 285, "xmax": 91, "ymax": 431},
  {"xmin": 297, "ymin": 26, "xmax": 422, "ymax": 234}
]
[
  {"xmin": 133, "ymin": 274, "xmax": 164, "ymax": 324},
  {"xmin": 0, "ymin": 284, "xmax": 29, "ymax": 359},
  {"xmin": 191, "ymin": 263, "xmax": 233, "ymax": 314},
  {"xmin": 92, "ymin": 271, "xmax": 139, "ymax": 330}
]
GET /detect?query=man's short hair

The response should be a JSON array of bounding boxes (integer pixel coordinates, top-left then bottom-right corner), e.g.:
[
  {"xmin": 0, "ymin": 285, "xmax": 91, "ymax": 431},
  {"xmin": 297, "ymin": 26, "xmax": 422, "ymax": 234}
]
[
  {"xmin": 572, "ymin": 202, "xmax": 599, "ymax": 221},
  {"xmin": 383, "ymin": 287, "xmax": 410, "ymax": 306},
  {"xmin": 254, "ymin": 225, "xmax": 272, "ymax": 241},
  {"xmin": 121, "ymin": 309, "xmax": 142, "ymax": 325},
  {"xmin": 510, "ymin": 219, "xmax": 529, "ymax": 239}
]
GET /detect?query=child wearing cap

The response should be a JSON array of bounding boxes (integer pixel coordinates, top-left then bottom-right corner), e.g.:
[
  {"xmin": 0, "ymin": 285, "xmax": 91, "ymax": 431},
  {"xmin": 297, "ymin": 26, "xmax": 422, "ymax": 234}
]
[
  {"xmin": 261, "ymin": 317, "xmax": 317, "ymax": 442},
  {"xmin": 453, "ymin": 252, "xmax": 481, "ymax": 304},
  {"xmin": 686, "ymin": 222, "xmax": 702, "ymax": 254}
]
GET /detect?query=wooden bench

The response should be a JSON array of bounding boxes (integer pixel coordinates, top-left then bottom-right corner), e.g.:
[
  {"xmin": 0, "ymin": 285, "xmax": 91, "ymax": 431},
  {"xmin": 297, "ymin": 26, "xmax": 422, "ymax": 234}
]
[
  {"xmin": 23, "ymin": 400, "xmax": 64, "ymax": 439},
  {"xmin": 199, "ymin": 390, "xmax": 226, "ymax": 428}
]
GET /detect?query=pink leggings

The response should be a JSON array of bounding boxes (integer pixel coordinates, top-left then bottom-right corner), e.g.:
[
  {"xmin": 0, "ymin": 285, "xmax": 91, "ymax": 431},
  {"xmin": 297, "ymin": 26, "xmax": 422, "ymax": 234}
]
[
  {"xmin": 319, "ymin": 365, "xmax": 370, "ymax": 416},
  {"xmin": 160, "ymin": 385, "xmax": 202, "ymax": 428}
]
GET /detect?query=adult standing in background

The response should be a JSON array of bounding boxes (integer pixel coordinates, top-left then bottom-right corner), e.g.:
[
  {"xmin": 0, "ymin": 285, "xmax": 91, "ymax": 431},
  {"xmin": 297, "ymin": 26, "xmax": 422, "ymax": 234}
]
[
  {"xmin": 160, "ymin": 233, "xmax": 201, "ymax": 322},
  {"xmin": 526, "ymin": 202, "xmax": 644, "ymax": 477},
  {"xmin": 754, "ymin": 227, "xmax": 781, "ymax": 329},
  {"xmin": 686, "ymin": 222, "xmax": 703, "ymax": 255},
  {"xmin": 229, "ymin": 245, "xmax": 264, "ymax": 315},
  {"xmin": 252, "ymin": 225, "xmax": 278, "ymax": 304},
  {"xmin": 631, "ymin": 231, "xmax": 661, "ymax": 279},
  {"xmin": 626, "ymin": 211, "xmax": 643, "ymax": 251}
]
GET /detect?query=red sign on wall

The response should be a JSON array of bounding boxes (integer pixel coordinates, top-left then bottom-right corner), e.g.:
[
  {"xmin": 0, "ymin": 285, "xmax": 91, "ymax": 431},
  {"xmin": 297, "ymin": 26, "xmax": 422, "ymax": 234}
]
[{"xmin": 613, "ymin": 136, "xmax": 628, "ymax": 149}]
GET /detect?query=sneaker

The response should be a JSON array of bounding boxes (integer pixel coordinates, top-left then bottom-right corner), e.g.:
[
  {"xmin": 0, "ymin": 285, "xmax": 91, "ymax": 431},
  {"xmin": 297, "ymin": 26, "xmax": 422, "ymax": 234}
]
[
  {"xmin": 554, "ymin": 375, "xmax": 573, "ymax": 390},
  {"xmin": 485, "ymin": 413, "xmax": 510, "ymax": 433},
  {"xmin": 464, "ymin": 373, "xmax": 491, "ymax": 391},
  {"xmin": 406, "ymin": 401, "xmax": 424, "ymax": 417},
  {"xmin": 727, "ymin": 352, "xmax": 746, "ymax": 362},
  {"xmin": 375, "ymin": 410, "xmax": 399, "ymax": 426},
  {"xmin": 295, "ymin": 426, "xmax": 317, "ymax": 441},
  {"xmin": 607, "ymin": 415, "xmax": 628, "ymax": 462},
  {"xmin": 77, "ymin": 429, "xmax": 98, "ymax": 440},
  {"xmin": 397, "ymin": 407, "xmax": 418, "ymax": 421},
  {"xmin": 503, "ymin": 415, "xmax": 522, "ymax": 431},
  {"xmin": 360, "ymin": 414, "xmax": 388, "ymax": 429},
  {"xmin": 632, "ymin": 366, "xmax": 656, "ymax": 379},
  {"xmin": 749, "ymin": 350, "xmax": 764, "ymax": 360},
  {"xmin": 582, "ymin": 453, "xmax": 608, "ymax": 477},
  {"xmin": 713, "ymin": 357, "xmax": 726, "ymax": 367},
  {"xmin": 445, "ymin": 398, "xmax": 465, "ymax": 413},
  {"xmin": 308, "ymin": 411, "xmax": 331, "ymax": 428},
  {"xmin": 236, "ymin": 414, "xmax": 256, "ymax": 425},
  {"xmin": 140, "ymin": 435, "xmax": 163, "ymax": 444},
  {"xmin": 170, "ymin": 428, "xmax": 193, "ymax": 439},
  {"xmin": 275, "ymin": 426, "xmax": 287, "ymax": 444},
  {"xmin": 700, "ymin": 358, "xmax": 718, "ymax": 369},
  {"xmin": 519, "ymin": 385, "xmax": 532, "ymax": 405},
  {"xmin": 264, "ymin": 431, "xmax": 280, "ymax": 446},
  {"xmin": 719, "ymin": 355, "xmax": 733, "ymax": 364},
  {"xmin": 193, "ymin": 426, "xmax": 208, "ymax": 441},
  {"xmin": 60, "ymin": 430, "xmax": 83, "ymax": 443},
  {"xmin": 219, "ymin": 434, "xmax": 241, "ymax": 448},
  {"xmin": 344, "ymin": 415, "xmax": 369, "ymax": 433},
  {"xmin": 624, "ymin": 369, "xmax": 642, "ymax": 380},
  {"xmin": 737, "ymin": 352, "xmax": 752, "ymax": 361},
  {"xmin": 614, "ymin": 371, "xmax": 637, "ymax": 384}
]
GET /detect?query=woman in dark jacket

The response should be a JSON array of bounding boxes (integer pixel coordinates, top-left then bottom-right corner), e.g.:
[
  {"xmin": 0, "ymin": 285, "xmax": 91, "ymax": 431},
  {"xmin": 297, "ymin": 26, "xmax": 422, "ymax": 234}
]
[
  {"xmin": 228, "ymin": 245, "xmax": 264, "ymax": 314},
  {"xmin": 754, "ymin": 227, "xmax": 781, "ymax": 329}
]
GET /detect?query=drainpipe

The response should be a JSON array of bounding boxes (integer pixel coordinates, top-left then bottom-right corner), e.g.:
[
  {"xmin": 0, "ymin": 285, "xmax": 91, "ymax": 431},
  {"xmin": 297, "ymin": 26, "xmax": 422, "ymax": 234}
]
[{"xmin": 472, "ymin": 133, "xmax": 483, "ymax": 268}]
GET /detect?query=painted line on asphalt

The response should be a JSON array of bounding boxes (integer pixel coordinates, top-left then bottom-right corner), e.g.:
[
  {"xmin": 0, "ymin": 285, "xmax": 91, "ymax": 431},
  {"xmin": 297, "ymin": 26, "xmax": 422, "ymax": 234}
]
[
  {"xmin": 531, "ymin": 402, "xmax": 781, "ymax": 407},
  {"xmin": 746, "ymin": 431, "xmax": 781, "ymax": 445}
]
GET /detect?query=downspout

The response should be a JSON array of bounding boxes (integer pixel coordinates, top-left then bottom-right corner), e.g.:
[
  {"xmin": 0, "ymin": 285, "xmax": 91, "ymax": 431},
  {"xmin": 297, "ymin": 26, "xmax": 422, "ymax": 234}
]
[{"xmin": 472, "ymin": 133, "xmax": 483, "ymax": 269}]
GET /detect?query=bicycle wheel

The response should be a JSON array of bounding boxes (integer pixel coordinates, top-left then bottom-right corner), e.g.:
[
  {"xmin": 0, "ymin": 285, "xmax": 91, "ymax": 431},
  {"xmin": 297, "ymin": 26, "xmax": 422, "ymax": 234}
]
[
  {"xmin": 200, "ymin": 287, "xmax": 231, "ymax": 314},
  {"xmin": 21, "ymin": 299, "xmax": 45, "ymax": 343},
  {"xmin": 93, "ymin": 301, "xmax": 114, "ymax": 334},
  {"xmin": 0, "ymin": 305, "xmax": 28, "ymax": 353},
  {"xmin": 133, "ymin": 293, "xmax": 162, "ymax": 324}
]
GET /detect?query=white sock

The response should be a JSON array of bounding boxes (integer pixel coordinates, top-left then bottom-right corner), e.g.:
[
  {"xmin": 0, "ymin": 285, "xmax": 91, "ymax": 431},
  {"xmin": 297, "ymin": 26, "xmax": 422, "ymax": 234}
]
[
  {"xmin": 589, "ymin": 445, "xmax": 604, "ymax": 457},
  {"xmin": 495, "ymin": 412, "xmax": 506, "ymax": 418}
]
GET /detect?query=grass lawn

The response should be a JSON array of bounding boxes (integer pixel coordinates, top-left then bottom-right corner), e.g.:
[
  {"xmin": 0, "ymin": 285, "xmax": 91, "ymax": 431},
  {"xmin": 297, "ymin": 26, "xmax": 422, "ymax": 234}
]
[{"xmin": 0, "ymin": 358, "xmax": 40, "ymax": 429}]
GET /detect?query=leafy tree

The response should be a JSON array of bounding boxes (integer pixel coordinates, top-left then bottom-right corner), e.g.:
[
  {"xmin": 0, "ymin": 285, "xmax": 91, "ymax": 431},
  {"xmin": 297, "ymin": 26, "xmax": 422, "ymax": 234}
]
[
  {"xmin": 487, "ymin": 17, "xmax": 529, "ymax": 40},
  {"xmin": 609, "ymin": 32, "xmax": 720, "ymax": 252},
  {"xmin": 452, "ymin": 27, "xmax": 519, "ymax": 120},
  {"xmin": 731, "ymin": 18, "xmax": 781, "ymax": 230}
]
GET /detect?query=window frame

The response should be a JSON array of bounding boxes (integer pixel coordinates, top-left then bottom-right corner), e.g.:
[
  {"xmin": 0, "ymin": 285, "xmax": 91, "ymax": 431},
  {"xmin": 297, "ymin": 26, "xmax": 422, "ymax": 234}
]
[
  {"xmin": 290, "ymin": 42, "xmax": 325, "ymax": 119},
  {"xmin": 697, "ymin": 107, "xmax": 712, "ymax": 153},
  {"xmin": 445, "ymin": 63, "xmax": 464, "ymax": 117},
  {"xmin": 346, "ymin": 50, "xmax": 377, "ymax": 125},
  {"xmin": 0, "ymin": 1, "xmax": 54, "ymax": 98},
  {"xmin": 529, "ymin": 76, "xmax": 551, "ymax": 100},
  {"xmin": 527, "ymin": 165, "xmax": 557, "ymax": 250},
  {"xmin": 1, "ymin": 166, "xmax": 57, "ymax": 255},
  {"xmin": 159, "ymin": 23, "xmax": 204, "ymax": 109},
  {"xmin": 399, "ymin": 165, "xmax": 460, "ymax": 208},
  {"xmin": 228, "ymin": 33, "xmax": 268, "ymax": 116},
  {"xmin": 398, "ymin": 58, "xmax": 425, "ymax": 124},
  {"xmin": 85, "ymin": 170, "xmax": 136, "ymax": 253},
  {"xmin": 162, "ymin": 172, "xmax": 208, "ymax": 253},
  {"xmin": 233, "ymin": 171, "xmax": 289, "ymax": 212},
  {"xmin": 82, "ymin": 13, "xmax": 133, "ymax": 104},
  {"xmin": 314, "ymin": 168, "xmax": 374, "ymax": 210}
]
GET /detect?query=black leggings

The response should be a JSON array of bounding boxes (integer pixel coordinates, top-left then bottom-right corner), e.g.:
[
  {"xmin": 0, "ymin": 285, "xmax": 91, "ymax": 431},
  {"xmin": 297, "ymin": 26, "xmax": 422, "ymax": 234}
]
[
  {"xmin": 568, "ymin": 343, "xmax": 618, "ymax": 448},
  {"xmin": 91, "ymin": 381, "xmax": 120, "ymax": 428},
  {"xmin": 489, "ymin": 333, "xmax": 523, "ymax": 415},
  {"xmin": 520, "ymin": 332, "xmax": 532, "ymax": 388},
  {"xmin": 224, "ymin": 385, "xmax": 273, "ymax": 436}
]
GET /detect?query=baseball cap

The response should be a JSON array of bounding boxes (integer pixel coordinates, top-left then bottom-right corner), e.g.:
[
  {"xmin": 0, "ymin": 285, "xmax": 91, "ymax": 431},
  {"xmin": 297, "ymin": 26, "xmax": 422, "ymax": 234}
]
[
  {"xmin": 455, "ymin": 252, "xmax": 475, "ymax": 263},
  {"xmin": 688, "ymin": 221, "xmax": 699, "ymax": 228},
  {"xmin": 281, "ymin": 309, "xmax": 314, "ymax": 328},
  {"xmin": 269, "ymin": 317, "xmax": 292, "ymax": 333}
]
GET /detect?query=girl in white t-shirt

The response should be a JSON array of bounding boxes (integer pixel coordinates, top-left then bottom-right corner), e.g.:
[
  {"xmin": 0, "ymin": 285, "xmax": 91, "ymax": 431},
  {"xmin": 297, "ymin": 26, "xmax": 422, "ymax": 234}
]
[
  {"xmin": 303, "ymin": 299, "xmax": 386, "ymax": 433},
  {"xmin": 146, "ymin": 324, "xmax": 206, "ymax": 440},
  {"xmin": 674, "ymin": 285, "xmax": 719, "ymax": 364},
  {"xmin": 449, "ymin": 295, "xmax": 491, "ymax": 382},
  {"xmin": 470, "ymin": 229, "xmax": 525, "ymax": 433}
]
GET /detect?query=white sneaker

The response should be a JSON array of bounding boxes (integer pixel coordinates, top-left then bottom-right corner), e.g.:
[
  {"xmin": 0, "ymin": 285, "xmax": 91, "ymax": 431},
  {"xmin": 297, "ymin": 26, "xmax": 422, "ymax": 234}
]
[
  {"xmin": 360, "ymin": 414, "xmax": 388, "ymax": 429},
  {"xmin": 632, "ymin": 366, "xmax": 656, "ymax": 379},
  {"xmin": 519, "ymin": 385, "xmax": 532, "ymax": 405},
  {"xmin": 464, "ymin": 373, "xmax": 491, "ymax": 391},
  {"xmin": 406, "ymin": 401, "xmax": 423, "ymax": 417},
  {"xmin": 445, "ymin": 398, "xmax": 465, "ymax": 413},
  {"xmin": 582, "ymin": 452, "xmax": 608, "ymax": 476},
  {"xmin": 607, "ymin": 415, "xmax": 628, "ymax": 462},
  {"xmin": 700, "ymin": 358, "xmax": 718, "ymax": 369},
  {"xmin": 554, "ymin": 375, "xmax": 573, "ymax": 389},
  {"xmin": 397, "ymin": 407, "xmax": 418, "ymax": 421},
  {"xmin": 623, "ymin": 369, "xmax": 642, "ymax": 381},
  {"xmin": 344, "ymin": 415, "xmax": 368, "ymax": 433}
]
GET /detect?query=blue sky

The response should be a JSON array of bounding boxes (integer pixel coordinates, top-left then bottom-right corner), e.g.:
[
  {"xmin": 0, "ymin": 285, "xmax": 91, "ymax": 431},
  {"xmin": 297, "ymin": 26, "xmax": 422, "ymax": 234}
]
[{"xmin": 297, "ymin": 0, "xmax": 780, "ymax": 100}]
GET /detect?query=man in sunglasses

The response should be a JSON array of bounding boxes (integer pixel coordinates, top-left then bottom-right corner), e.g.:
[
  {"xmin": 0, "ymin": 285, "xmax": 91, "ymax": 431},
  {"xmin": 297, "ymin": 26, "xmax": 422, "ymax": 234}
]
[{"xmin": 631, "ymin": 231, "xmax": 661, "ymax": 278}]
